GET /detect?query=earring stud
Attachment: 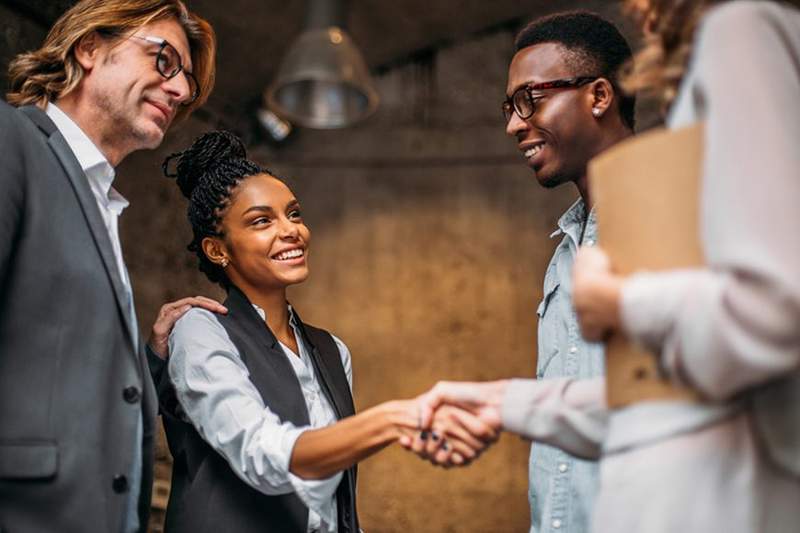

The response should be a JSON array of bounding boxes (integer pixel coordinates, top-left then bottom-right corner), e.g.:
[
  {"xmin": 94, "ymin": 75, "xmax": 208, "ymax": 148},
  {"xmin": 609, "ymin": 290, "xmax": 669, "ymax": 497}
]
[
  {"xmin": 220, "ymin": 258, "xmax": 229, "ymax": 268},
  {"xmin": 592, "ymin": 108, "xmax": 602, "ymax": 117}
]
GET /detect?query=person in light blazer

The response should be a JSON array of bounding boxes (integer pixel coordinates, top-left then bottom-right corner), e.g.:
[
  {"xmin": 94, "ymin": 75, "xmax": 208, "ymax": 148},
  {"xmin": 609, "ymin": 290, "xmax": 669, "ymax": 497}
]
[
  {"xmin": 415, "ymin": 1, "xmax": 800, "ymax": 532},
  {"xmin": 0, "ymin": 1, "xmax": 221, "ymax": 531}
]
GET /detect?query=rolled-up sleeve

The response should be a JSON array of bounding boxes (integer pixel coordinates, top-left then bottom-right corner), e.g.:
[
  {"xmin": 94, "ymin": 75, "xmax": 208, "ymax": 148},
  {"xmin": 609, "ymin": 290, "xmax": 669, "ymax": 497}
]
[
  {"xmin": 168, "ymin": 308, "xmax": 342, "ymax": 522},
  {"xmin": 502, "ymin": 377, "xmax": 607, "ymax": 460},
  {"xmin": 619, "ymin": 3, "xmax": 800, "ymax": 400}
]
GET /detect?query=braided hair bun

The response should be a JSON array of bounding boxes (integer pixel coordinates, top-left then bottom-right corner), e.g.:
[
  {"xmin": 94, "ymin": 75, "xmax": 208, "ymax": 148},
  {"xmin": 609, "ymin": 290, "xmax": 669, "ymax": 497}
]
[
  {"xmin": 163, "ymin": 130, "xmax": 250, "ymax": 199},
  {"xmin": 163, "ymin": 130, "xmax": 265, "ymax": 287}
]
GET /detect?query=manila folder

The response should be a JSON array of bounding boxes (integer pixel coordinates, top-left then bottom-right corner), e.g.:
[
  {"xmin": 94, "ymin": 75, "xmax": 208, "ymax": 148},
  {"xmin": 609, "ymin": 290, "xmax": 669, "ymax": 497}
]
[{"xmin": 588, "ymin": 123, "xmax": 705, "ymax": 408}]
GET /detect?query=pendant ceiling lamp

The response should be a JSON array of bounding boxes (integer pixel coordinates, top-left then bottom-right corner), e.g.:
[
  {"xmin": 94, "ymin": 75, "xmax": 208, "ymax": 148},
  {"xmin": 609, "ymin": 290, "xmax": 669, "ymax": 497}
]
[{"xmin": 265, "ymin": 0, "xmax": 379, "ymax": 129}]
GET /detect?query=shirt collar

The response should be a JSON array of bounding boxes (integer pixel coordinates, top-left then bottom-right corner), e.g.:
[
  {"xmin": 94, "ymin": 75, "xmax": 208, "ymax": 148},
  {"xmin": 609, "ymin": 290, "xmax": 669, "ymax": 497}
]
[
  {"xmin": 252, "ymin": 303, "xmax": 301, "ymax": 335},
  {"xmin": 45, "ymin": 103, "xmax": 126, "ymax": 212},
  {"xmin": 550, "ymin": 198, "xmax": 598, "ymax": 245}
]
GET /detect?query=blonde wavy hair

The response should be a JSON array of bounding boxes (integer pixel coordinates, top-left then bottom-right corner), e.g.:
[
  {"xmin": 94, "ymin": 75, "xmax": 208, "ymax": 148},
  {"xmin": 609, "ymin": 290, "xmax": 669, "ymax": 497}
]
[
  {"xmin": 623, "ymin": 0, "xmax": 800, "ymax": 108},
  {"xmin": 6, "ymin": 0, "xmax": 216, "ymax": 121}
]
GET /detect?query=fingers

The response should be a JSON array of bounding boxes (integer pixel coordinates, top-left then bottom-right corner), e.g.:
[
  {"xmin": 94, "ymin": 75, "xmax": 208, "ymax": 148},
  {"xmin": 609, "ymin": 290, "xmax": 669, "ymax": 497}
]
[
  {"xmin": 156, "ymin": 303, "xmax": 190, "ymax": 323},
  {"xmin": 436, "ymin": 439, "xmax": 472, "ymax": 465},
  {"xmin": 161, "ymin": 296, "xmax": 227, "ymax": 316},
  {"xmin": 153, "ymin": 296, "xmax": 226, "ymax": 334},
  {"xmin": 416, "ymin": 382, "xmax": 453, "ymax": 429},
  {"xmin": 148, "ymin": 296, "xmax": 227, "ymax": 359},
  {"xmin": 417, "ymin": 381, "xmax": 488, "ymax": 428},
  {"xmin": 403, "ymin": 429, "xmax": 471, "ymax": 468},
  {"xmin": 423, "ymin": 428, "xmax": 449, "ymax": 458},
  {"xmin": 400, "ymin": 410, "xmax": 498, "ymax": 468},
  {"xmin": 404, "ymin": 381, "xmax": 509, "ymax": 468},
  {"xmin": 439, "ymin": 406, "xmax": 499, "ymax": 444}
]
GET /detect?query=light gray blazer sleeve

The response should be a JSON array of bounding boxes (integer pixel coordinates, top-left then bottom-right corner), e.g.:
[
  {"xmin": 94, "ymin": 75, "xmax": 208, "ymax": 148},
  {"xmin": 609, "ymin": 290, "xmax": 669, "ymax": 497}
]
[{"xmin": 620, "ymin": 1, "xmax": 800, "ymax": 400}]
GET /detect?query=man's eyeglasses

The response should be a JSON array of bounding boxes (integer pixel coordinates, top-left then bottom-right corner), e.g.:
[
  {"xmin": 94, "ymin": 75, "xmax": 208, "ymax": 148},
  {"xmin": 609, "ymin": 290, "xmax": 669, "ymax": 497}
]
[
  {"xmin": 130, "ymin": 35, "xmax": 199, "ymax": 105},
  {"xmin": 502, "ymin": 76, "xmax": 598, "ymax": 122}
]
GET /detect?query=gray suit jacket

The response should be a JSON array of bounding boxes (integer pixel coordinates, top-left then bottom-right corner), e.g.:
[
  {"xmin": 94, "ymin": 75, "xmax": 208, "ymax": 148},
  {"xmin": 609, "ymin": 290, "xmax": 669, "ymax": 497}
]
[{"xmin": 0, "ymin": 100, "xmax": 157, "ymax": 532}]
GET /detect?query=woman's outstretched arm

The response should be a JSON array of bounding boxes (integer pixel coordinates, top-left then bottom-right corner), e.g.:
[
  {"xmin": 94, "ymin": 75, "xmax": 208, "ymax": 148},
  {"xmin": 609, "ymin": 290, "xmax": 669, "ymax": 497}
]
[
  {"xmin": 290, "ymin": 399, "xmax": 417, "ymax": 479},
  {"xmin": 169, "ymin": 308, "xmax": 497, "ymax": 490}
]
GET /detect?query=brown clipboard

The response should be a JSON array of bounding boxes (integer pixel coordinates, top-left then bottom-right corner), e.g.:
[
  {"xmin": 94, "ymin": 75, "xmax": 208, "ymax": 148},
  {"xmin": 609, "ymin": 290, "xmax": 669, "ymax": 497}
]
[{"xmin": 588, "ymin": 123, "xmax": 706, "ymax": 408}]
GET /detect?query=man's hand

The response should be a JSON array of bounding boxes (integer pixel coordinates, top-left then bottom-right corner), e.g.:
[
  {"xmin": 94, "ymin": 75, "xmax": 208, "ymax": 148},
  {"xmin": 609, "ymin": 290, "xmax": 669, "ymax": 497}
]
[{"xmin": 148, "ymin": 296, "xmax": 227, "ymax": 359}]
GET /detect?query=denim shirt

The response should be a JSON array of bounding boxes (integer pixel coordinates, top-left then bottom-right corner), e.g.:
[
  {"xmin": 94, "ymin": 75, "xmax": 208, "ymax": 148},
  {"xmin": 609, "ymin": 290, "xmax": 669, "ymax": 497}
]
[{"xmin": 529, "ymin": 199, "xmax": 604, "ymax": 533}]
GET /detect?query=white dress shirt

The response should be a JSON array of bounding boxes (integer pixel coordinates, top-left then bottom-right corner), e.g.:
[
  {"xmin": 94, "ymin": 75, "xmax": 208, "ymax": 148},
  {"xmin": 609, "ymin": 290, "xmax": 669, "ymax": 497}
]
[
  {"xmin": 45, "ymin": 103, "xmax": 131, "ymax": 288},
  {"xmin": 168, "ymin": 306, "xmax": 353, "ymax": 533}
]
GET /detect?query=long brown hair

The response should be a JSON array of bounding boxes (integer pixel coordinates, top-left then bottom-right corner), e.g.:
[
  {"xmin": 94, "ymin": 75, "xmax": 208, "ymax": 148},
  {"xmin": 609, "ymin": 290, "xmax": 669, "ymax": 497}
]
[
  {"xmin": 6, "ymin": 0, "xmax": 216, "ymax": 121},
  {"xmin": 623, "ymin": 0, "xmax": 800, "ymax": 108}
]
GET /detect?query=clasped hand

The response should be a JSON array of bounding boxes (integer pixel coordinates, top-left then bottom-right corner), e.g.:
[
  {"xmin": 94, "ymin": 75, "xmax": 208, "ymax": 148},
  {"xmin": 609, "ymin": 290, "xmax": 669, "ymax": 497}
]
[{"xmin": 399, "ymin": 380, "xmax": 508, "ymax": 468}]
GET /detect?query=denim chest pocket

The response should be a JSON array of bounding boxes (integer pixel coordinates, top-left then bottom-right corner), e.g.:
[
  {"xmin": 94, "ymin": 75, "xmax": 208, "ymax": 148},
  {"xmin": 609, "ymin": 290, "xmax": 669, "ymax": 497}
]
[
  {"xmin": 536, "ymin": 282, "xmax": 559, "ymax": 318},
  {"xmin": 536, "ymin": 282, "xmax": 561, "ymax": 377}
]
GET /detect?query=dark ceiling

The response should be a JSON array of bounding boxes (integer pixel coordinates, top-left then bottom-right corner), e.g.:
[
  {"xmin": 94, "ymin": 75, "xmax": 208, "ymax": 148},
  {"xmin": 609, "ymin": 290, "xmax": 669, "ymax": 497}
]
[{"xmin": 4, "ymin": 0, "xmax": 622, "ymax": 130}]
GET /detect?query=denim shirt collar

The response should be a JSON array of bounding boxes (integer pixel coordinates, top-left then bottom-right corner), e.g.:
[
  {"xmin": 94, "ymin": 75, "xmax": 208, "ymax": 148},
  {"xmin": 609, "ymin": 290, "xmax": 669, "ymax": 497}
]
[{"xmin": 550, "ymin": 198, "xmax": 597, "ymax": 247}]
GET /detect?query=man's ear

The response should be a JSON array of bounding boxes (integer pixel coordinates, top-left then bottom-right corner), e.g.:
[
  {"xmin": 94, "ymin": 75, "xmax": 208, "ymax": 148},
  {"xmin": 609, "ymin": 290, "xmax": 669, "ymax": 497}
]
[
  {"xmin": 588, "ymin": 78, "xmax": 615, "ymax": 118},
  {"xmin": 74, "ymin": 32, "xmax": 103, "ymax": 71}
]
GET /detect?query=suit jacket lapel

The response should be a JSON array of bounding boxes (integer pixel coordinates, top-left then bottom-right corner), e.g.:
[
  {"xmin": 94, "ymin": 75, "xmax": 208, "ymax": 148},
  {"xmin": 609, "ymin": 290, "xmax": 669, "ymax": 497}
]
[{"xmin": 19, "ymin": 106, "xmax": 138, "ymax": 350}]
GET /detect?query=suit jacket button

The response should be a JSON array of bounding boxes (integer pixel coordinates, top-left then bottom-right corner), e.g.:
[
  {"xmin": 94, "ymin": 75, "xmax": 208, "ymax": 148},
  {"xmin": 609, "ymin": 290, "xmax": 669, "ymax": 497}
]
[
  {"xmin": 123, "ymin": 386, "xmax": 141, "ymax": 404},
  {"xmin": 112, "ymin": 474, "xmax": 129, "ymax": 493}
]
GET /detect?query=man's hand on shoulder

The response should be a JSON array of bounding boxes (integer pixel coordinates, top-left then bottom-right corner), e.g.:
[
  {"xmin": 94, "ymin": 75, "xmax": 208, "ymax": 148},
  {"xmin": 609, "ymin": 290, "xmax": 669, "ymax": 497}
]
[{"xmin": 148, "ymin": 296, "xmax": 227, "ymax": 359}]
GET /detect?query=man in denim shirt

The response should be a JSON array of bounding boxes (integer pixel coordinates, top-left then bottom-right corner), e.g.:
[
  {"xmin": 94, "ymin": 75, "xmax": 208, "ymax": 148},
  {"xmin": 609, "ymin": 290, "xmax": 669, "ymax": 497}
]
[{"xmin": 503, "ymin": 12, "xmax": 634, "ymax": 532}]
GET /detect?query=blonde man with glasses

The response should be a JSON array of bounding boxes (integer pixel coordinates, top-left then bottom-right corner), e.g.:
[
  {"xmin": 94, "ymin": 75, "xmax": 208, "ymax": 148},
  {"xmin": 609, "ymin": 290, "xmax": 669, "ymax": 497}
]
[{"xmin": 0, "ymin": 1, "xmax": 219, "ymax": 531}]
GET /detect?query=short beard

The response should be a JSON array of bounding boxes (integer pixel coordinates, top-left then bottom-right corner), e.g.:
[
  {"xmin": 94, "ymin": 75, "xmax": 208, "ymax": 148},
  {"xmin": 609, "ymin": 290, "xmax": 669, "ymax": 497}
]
[
  {"xmin": 93, "ymin": 89, "xmax": 163, "ymax": 151},
  {"xmin": 536, "ymin": 170, "xmax": 569, "ymax": 189}
]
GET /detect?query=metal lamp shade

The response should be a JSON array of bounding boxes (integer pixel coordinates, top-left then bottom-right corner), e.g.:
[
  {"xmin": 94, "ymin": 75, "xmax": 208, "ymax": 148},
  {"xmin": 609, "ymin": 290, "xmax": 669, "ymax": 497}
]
[{"xmin": 266, "ymin": 27, "xmax": 379, "ymax": 129}]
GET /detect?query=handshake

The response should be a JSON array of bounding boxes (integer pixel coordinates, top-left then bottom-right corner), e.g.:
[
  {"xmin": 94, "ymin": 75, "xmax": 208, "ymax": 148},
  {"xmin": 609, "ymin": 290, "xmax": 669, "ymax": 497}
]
[{"xmin": 396, "ymin": 380, "xmax": 509, "ymax": 468}]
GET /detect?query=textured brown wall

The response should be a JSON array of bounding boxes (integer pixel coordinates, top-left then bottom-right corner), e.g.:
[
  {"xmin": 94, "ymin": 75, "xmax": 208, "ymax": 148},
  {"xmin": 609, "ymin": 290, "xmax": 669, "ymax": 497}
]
[{"xmin": 2, "ymin": 3, "xmax": 645, "ymax": 531}]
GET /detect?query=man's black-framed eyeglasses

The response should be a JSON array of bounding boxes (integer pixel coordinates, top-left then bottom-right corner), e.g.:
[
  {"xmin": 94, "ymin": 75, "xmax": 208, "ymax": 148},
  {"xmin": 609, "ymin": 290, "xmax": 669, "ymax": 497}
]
[
  {"xmin": 502, "ymin": 76, "xmax": 598, "ymax": 123},
  {"xmin": 130, "ymin": 35, "xmax": 199, "ymax": 105}
]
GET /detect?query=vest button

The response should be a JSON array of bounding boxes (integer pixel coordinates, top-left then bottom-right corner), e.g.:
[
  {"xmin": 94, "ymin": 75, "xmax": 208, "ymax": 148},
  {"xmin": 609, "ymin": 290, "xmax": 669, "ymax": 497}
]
[
  {"xmin": 123, "ymin": 386, "xmax": 141, "ymax": 403},
  {"xmin": 112, "ymin": 474, "xmax": 129, "ymax": 493}
]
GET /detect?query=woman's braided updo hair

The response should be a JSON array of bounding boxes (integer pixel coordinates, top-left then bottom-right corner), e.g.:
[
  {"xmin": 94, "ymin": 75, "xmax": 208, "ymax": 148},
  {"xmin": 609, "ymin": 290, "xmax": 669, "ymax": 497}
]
[{"xmin": 163, "ymin": 130, "xmax": 264, "ymax": 288}]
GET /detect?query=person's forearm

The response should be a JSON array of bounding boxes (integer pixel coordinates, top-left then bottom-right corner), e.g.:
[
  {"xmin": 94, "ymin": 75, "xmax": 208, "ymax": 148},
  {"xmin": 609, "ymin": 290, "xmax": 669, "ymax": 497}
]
[
  {"xmin": 290, "ymin": 400, "xmax": 417, "ymax": 479},
  {"xmin": 621, "ymin": 269, "xmax": 800, "ymax": 400},
  {"xmin": 502, "ymin": 377, "xmax": 607, "ymax": 460}
]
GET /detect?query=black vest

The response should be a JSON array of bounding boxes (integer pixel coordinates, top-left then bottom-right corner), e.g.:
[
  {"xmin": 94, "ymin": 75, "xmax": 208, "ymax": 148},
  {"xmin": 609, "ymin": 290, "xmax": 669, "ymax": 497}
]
[{"xmin": 163, "ymin": 286, "xmax": 359, "ymax": 533}]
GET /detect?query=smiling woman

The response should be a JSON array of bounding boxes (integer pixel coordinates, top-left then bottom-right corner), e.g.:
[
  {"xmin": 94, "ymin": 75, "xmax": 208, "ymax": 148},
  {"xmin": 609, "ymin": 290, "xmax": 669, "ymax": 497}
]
[{"xmin": 157, "ymin": 131, "xmax": 498, "ymax": 533}]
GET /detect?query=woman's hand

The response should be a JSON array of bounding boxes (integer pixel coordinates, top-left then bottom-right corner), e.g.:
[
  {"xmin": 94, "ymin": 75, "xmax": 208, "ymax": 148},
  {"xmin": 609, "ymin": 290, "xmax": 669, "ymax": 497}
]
[{"xmin": 572, "ymin": 246, "xmax": 624, "ymax": 341}]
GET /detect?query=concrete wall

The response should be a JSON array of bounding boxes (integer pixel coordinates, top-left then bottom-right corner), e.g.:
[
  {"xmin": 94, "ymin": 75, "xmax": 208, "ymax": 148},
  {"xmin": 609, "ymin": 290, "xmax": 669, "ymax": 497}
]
[{"xmin": 2, "ymin": 3, "xmax": 645, "ymax": 532}]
